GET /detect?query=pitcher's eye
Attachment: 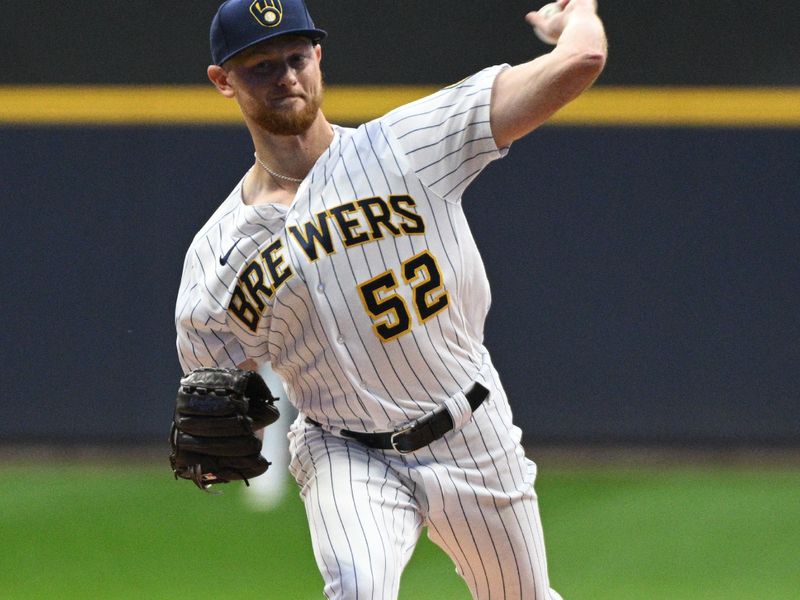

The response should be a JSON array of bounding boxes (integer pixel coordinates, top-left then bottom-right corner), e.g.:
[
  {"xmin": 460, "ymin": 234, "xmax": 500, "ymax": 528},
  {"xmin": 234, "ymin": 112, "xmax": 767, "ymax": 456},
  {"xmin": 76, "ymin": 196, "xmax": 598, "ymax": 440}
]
[{"xmin": 290, "ymin": 54, "xmax": 308, "ymax": 67}]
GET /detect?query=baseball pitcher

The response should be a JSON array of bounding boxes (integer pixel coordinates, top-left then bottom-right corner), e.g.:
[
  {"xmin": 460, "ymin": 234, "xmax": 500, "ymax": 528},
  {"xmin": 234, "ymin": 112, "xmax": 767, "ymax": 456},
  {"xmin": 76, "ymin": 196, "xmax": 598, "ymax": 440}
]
[{"xmin": 170, "ymin": 0, "xmax": 607, "ymax": 598}]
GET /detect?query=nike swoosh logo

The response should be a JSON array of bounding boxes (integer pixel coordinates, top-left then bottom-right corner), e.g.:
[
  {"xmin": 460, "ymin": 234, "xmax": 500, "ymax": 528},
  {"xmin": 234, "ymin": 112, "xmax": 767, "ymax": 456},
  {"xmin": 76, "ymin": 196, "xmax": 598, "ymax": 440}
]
[{"xmin": 219, "ymin": 240, "xmax": 240, "ymax": 266}]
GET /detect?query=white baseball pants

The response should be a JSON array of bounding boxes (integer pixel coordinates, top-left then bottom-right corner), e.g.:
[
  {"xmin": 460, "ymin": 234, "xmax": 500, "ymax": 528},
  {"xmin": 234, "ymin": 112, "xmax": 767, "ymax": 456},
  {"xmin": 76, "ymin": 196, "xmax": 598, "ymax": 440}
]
[{"xmin": 288, "ymin": 393, "xmax": 563, "ymax": 600}]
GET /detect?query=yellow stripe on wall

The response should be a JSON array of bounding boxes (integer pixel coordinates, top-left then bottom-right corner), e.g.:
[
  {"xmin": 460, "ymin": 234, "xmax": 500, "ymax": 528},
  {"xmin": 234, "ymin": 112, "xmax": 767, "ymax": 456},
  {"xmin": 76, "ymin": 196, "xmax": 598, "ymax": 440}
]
[
  {"xmin": 0, "ymin": 85, "xmax": 438, "ymax": 125},
  {"xmin": 1, "ymin": 85, "xmax": 799, "ymax": 126},
  {"xmin": 556, "ymin": 87, "xmax": 800, "ymax": 126}
]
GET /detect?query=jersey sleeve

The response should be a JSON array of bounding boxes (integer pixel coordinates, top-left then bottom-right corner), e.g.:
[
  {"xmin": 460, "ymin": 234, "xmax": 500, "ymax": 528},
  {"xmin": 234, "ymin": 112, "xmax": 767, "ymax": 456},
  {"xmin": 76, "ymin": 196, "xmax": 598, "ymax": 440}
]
[
  {"xmin": 384, "ymin": 64, "xmax": 510, "ymax": 202},
  {"xmin": 174, "ymin": 248, "xmax": 249, "ymax": 373}
]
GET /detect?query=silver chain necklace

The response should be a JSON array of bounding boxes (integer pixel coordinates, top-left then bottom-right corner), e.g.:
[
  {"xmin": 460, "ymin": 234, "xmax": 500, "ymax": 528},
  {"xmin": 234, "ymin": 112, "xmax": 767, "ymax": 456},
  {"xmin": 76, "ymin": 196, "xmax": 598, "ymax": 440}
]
[{"xmin": 254, "ymin": 152, "xmax": 304, "ymax": 184}]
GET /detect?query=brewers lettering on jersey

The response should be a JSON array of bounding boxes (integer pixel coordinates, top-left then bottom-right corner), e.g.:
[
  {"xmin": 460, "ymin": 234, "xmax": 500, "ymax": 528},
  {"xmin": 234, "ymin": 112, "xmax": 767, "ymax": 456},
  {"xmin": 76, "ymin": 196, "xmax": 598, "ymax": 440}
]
[{"xmin": 175, "ymin": 1, "xmax": 607, "ymax": 598}]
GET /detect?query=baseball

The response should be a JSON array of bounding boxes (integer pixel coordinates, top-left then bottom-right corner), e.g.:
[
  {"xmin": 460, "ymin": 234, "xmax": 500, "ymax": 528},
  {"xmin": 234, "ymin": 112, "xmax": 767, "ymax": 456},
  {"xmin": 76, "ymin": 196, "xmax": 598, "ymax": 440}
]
[{"xmin": 533, "ymin": 2, "xmax": 563, "ymax": 45}]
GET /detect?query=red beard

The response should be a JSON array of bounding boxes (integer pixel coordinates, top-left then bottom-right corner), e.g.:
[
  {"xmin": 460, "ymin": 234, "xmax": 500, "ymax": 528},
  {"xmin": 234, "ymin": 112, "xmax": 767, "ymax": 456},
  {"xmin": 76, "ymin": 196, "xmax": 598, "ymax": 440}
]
[{"xmin": 251, "ymin": 83, "xmax": 324, "ymax": 136}]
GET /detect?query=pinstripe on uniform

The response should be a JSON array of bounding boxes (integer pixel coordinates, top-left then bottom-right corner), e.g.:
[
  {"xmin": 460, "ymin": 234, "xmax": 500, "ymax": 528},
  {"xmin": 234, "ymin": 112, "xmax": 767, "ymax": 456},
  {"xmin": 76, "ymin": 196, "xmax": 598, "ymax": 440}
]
[{"xmin": 176, "ymin": 65, "xmax": 562, "ymax": 599}]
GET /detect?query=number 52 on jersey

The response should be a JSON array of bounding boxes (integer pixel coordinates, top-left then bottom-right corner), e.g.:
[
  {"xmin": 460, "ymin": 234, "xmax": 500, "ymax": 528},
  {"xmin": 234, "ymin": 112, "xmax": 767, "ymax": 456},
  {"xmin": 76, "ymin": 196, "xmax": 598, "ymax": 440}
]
[{"xmin": 358, "ymin": 250, "xmax": 450, "ymax": 342}]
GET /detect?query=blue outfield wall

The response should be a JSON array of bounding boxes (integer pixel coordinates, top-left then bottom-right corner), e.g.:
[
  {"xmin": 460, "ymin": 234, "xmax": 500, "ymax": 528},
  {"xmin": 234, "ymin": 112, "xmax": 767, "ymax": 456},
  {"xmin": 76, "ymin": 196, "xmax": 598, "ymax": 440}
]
[{"xmin": 1, "ymin": 125, "xmax": 798, "ymax": 444}]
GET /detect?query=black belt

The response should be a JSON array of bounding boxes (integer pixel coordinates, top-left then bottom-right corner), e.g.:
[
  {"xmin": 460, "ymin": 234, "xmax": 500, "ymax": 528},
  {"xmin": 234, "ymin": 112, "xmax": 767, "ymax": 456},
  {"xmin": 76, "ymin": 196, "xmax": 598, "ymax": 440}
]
[{"xmin": 306, "ymin": 383, "xmax": 488, "ymax": 454}]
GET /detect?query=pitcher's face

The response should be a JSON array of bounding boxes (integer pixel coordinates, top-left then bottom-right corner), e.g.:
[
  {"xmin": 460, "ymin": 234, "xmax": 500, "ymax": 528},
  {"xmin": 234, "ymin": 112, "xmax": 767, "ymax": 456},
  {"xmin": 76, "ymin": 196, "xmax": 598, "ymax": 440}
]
[{"xmin": 225, "ymin": 36, "xmax": 324, "ymax": 136}]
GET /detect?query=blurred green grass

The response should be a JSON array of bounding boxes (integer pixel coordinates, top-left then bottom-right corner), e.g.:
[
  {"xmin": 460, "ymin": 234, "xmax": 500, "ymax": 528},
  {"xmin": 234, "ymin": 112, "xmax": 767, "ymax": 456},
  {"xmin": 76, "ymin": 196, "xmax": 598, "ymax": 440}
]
[{"xmin": 1, "ymin": 462, "xmax": 798, "ymax": 599}]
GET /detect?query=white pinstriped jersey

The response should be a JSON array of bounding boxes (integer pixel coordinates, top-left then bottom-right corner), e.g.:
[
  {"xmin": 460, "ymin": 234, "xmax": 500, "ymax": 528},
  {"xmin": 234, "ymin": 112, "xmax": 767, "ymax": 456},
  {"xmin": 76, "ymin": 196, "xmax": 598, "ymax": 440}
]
[{"xmin": 176, "ymin": 65, "xmax": 510, "ymax": 433}]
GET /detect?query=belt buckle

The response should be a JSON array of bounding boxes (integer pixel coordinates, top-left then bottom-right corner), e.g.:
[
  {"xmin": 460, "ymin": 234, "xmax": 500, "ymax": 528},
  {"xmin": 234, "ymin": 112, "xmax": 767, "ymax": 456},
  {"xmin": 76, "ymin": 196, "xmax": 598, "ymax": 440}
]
[{"xmin": 390, "ymin": 426, "xmax": 415, "ymax": 454}]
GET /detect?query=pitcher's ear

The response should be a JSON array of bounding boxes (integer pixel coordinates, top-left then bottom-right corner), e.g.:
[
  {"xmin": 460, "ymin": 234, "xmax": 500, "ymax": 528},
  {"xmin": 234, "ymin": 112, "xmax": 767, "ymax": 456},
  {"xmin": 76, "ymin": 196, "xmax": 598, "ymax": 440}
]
[{"xmin": 208, "ymin": 64, "xmax": 235, "ymax": 98}]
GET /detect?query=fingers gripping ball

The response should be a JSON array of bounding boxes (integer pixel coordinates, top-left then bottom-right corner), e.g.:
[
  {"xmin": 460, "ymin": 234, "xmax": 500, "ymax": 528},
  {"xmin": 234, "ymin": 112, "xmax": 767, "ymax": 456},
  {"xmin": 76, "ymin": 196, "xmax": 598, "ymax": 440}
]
[{"xmin": 170, "ymin": 368, "xmax": 280, "ymax": 492}]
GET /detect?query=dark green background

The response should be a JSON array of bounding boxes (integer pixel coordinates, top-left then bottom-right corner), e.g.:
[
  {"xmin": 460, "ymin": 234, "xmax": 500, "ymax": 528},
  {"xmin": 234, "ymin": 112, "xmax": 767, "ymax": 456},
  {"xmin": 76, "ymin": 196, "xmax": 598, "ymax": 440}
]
[
  {"xmin": 1, "ymin": 2, "xmax": 798, "ymax": 445},
  {"xmin": 1, "ymin": 1, "xmax": 797, "ymax": 85}
]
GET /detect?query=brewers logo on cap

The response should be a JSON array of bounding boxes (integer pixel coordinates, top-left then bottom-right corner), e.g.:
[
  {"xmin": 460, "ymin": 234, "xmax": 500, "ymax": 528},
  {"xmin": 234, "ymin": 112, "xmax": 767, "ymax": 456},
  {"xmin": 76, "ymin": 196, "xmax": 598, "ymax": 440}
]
[{"xmin": 250, "ymin": 0, "xmax": 283, "ymax": 28}]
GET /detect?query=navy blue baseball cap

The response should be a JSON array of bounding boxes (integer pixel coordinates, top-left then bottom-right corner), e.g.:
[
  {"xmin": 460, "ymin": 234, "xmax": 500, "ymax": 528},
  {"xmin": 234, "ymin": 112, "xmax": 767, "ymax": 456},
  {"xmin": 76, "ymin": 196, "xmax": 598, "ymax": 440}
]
[{"xmin": 210, "ymin": 0, "xmax": 327, "ymax": 65}]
